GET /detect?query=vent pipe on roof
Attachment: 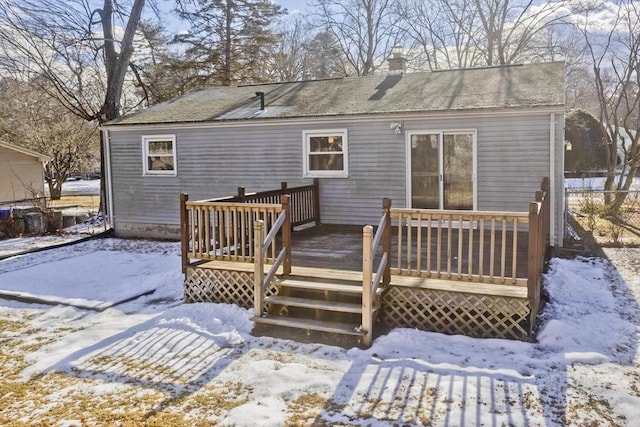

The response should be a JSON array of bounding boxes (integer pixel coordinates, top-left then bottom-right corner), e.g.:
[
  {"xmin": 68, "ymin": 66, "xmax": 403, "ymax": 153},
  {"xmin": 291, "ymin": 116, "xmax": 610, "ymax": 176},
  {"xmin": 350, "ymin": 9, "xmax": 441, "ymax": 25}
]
[
  {"xmin": 255, "ymin": 91, "xmax": 265, "ymax": 110},
  {"xmin": 388, "ymin": 46, "xmax": 407, "ymax": 75}
]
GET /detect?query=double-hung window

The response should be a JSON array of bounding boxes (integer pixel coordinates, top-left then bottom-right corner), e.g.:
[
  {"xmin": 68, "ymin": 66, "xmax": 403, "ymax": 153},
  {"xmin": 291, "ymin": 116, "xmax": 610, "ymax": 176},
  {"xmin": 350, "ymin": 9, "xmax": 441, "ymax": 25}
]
[
  {"xmin": 302, "ymin": 130, "xmax": 348, "ymax": 178},
  {"xmin": 142, "ymin": 135, "xmax": 177, "ymax": 176}
]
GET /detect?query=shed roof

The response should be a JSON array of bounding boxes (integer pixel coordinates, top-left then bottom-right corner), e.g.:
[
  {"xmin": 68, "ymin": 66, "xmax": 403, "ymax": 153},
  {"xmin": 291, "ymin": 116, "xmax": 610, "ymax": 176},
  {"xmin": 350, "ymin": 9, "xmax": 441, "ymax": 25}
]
[
  {"xmin": 0, "ymin": 141, "xmax": 50, "ymax": 162},
  {"xmin": 106, "ymin": 61, "xmax": 565, "ymax": 127}
]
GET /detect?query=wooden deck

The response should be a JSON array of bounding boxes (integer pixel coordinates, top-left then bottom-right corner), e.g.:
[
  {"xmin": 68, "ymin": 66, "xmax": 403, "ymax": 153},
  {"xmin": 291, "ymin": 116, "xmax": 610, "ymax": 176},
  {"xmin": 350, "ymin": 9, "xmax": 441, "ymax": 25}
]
[{"xmin": 180, "ymin": 179, "xmax": 550, "ymax": 346}]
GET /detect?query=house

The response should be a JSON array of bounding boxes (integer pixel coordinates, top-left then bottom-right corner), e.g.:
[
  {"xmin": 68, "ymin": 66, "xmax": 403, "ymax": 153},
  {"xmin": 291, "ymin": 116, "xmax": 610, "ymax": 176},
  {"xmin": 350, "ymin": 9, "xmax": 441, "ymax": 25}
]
[
  {"xmin": 101, "ymin": 61, "xmax": 566, "ymax": 246},
  {"xmin": 100, "ymin": 60, "xmax": 565, "ymax": 345},
  {"xmin": 0, "ymin": 141, "xmax": 50, "ymax": 205}
]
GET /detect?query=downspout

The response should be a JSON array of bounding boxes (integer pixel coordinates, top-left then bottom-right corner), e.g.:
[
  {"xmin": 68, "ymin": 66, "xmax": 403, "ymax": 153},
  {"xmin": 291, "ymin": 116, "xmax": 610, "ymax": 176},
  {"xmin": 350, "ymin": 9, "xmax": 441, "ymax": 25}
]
[
  {"xmin": 549, "ymin": 113, "xmax": 556, "ymax": 247},
  {"xmin": 102, "ymin": 129, "xmax": 115, "ymax": 230}
]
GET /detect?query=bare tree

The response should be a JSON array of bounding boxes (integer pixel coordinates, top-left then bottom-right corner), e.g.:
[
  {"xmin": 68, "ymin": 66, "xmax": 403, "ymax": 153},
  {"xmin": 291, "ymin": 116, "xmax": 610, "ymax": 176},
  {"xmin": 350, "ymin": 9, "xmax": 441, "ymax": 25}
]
[
  {"xmin": 0, "ymin": 0, "xmax": 148, "ymax": 208},
  {"xmin": 265, "ymin": 15, "xmax": 310, "ymax": 82},
  {"xmin": 473, "ymin": 0, "xmax": 571, "ymax": 66},
  {"xmin": 0, "ymin": 0, "xmax": 146, "ymax": 124},
  {"xmin": 266, "ymin": 17, "xmax": 348, "ymax": 81},
  {"xmin": 396, "ymin": 0, "xmax": 483, "ymax": 70},
  {"xmin": 575, "ymin": 0, "xmax": 640, "ymax": 214},
  {"xmin": 308, "ymin": 0, "xmax": 402, "ymax": 76},
  {"xmin": 397, "ymin": 0, "xmax": 571, "ymax": 70}
]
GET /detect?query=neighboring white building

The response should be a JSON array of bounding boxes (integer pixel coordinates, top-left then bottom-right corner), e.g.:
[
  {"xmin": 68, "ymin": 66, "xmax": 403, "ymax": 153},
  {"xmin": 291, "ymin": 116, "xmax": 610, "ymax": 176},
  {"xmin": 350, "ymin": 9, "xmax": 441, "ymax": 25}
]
[{"xmin": 0, "ymin": 141, "xmax": 50, "ymax": 204}]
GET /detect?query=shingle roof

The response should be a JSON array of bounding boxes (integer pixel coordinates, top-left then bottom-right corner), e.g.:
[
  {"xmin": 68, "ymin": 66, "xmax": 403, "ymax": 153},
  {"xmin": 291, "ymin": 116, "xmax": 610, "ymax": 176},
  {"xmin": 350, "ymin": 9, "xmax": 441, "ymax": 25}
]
[{"xmin": 106, "ymin": 61, "xmax": 565, "ymax": 126}]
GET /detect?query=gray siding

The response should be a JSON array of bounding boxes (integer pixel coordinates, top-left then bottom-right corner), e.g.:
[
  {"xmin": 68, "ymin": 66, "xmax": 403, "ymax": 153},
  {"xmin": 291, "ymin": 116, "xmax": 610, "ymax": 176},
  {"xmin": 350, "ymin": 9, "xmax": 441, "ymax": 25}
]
[{"xmin": 107, "ymin": 111, "xmax": 562, "ymax": 241}]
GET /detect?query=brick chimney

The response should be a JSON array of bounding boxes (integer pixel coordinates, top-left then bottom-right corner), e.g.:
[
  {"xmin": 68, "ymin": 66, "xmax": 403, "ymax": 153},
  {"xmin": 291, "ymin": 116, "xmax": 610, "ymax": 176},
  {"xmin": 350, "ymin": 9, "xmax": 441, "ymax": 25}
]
[{"xmin": 388, "ymin": 45, "xmax": 407, "ymax": 75}]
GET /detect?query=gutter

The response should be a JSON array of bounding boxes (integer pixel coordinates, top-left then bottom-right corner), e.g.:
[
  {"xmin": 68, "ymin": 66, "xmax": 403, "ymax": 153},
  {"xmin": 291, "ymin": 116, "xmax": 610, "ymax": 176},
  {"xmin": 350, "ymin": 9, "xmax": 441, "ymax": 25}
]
[
  {"xmin": 549, "ymin": 113, "xmax": 556, "ymax": 246},
  {"xmin": 102, "ymin": 129, "xmax": 115, "ymax": 229}
]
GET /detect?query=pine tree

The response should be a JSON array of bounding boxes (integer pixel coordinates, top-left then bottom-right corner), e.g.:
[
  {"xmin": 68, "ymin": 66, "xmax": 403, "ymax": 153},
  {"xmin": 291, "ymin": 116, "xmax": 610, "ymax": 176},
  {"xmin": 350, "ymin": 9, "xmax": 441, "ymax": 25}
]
[{"xmin": 174, "ymin": 0, "xmax": 285, "ymax": 87}]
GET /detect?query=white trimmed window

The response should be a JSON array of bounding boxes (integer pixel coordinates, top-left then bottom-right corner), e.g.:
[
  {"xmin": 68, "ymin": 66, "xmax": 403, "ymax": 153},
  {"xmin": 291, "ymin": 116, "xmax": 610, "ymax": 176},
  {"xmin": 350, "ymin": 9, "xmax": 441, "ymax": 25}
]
[
  {"xmin": 303, "ymin": 129, "xmax": 348, "ymax": 178},
  {"xmin": 142, "ymin": 135, "xmax": 177, "ymax": 176}
]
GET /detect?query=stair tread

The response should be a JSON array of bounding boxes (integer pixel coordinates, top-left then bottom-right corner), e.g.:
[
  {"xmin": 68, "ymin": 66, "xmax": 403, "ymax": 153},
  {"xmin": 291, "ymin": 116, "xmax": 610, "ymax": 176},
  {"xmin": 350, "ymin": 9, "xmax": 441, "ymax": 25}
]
[
  {"xmin": 277, "ymin": 278, "xmax": 387, "ymax": 295},
  {"xmin": 289, "ymin": 266, "xmax": 363, "ymax": 282},
  {"xmin": 265, "ymin": 295, "xmax": 363, "ymax": 313},
  {"xmin": 277, "ymin": 278, "xmax": 363, "ymax": 293},
  {"xmin": 252, "ymin": 316, "xmax": 365, "ymax": 336}
]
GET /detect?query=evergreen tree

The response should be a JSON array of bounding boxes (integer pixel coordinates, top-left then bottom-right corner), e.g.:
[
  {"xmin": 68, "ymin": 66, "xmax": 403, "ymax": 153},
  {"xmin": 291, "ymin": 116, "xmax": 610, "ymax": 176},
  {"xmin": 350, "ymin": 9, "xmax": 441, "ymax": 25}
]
[{"xmin": 174, "ymin": 0, "xmax": 285, "ymax": 87}]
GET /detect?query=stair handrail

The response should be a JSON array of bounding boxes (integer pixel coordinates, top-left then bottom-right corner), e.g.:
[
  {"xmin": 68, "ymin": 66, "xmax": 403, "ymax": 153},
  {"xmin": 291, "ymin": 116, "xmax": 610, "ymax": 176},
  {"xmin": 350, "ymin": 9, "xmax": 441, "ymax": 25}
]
[
  {"xmin": 361, "ymin": 198, "xmax": 392, "ymax": 346},
  {"xmin": 253, "ymin": 196, "xmax": 291, "ymax": 318}
]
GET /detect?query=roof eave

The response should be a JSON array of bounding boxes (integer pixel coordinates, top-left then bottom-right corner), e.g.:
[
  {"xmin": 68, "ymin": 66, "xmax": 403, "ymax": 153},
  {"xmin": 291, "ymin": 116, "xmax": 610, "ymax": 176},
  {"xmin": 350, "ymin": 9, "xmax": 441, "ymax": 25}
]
[
  {"xmin": 0, "ymin": 141, "xmax": 51, "ymax": 162},
  {"xmin": 101, "ymin": 104, "xmax": 565, "ymax": 129}
]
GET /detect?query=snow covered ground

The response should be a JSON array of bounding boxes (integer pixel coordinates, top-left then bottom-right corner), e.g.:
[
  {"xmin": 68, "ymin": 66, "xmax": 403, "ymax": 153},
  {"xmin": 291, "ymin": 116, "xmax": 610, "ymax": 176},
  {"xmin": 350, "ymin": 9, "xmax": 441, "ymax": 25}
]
[
  {"xmin": 0, "ymin": 238, "xmax": 639, "ymax": 425},
  {"xmin": 565, "ymin": 175, "xmax": 640, "ymax": 190},
  {"xmin": 45, "ymin": 178, "xmax": 101, "ymax": 196}
]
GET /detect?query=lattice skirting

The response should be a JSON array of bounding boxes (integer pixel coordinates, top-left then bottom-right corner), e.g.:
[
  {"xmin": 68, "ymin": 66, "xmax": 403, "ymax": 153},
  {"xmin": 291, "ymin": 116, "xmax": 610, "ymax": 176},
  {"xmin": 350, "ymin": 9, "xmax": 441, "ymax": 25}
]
[
  {"xmin": 382, "ymin": 286, "xmax": 531, "ymax": 340},
  {"xmin": 184, "ymin": 267, "xmax": 278, "ymax": 308}
]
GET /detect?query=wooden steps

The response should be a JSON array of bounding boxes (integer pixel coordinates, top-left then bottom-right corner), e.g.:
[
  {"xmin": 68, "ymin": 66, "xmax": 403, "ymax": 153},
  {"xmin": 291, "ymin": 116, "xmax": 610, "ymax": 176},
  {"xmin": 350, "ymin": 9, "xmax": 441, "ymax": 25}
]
[
  {"xmin": 254, "ymin": 274, "xmax": 387, "ymax": 343},
  {"xmin": 264, "ymin": 295, "xmax": 363, "ymax": 313},
  {"xmin": 251, "ymin": 316, "xmax": 365, "ymax": 336}
]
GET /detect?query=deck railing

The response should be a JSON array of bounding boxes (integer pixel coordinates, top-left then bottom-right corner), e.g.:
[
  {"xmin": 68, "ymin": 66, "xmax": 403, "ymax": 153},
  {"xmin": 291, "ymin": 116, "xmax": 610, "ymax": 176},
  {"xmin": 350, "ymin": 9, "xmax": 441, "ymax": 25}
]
[
  {"xmin": 389, "ymin": 209, "xmax": 529, "ymax": 286},
  {"xmin": 180, "ymin": 181, "xmax": 318, "ymax": 272},
  {"xmin": 527, "ymin": 177, "xmax": 550, "ymax": 326},
  {"xmin": 389, "ymin": 178, "xmax": 550, "ymax": 290},
  {"xmin": 199, "ymin": 179, "xmax": 319, "ymax": 227},
  {"xmin": 180, "ymin": 197, "xmax": 283, "ymax": 271},
  {"xmin": 361, "ymin": 198, "xmax": 391, "ymax": 346},
  {"xmin": 253, "ymin": 199, "xmax": 292, "ymax": 318}
]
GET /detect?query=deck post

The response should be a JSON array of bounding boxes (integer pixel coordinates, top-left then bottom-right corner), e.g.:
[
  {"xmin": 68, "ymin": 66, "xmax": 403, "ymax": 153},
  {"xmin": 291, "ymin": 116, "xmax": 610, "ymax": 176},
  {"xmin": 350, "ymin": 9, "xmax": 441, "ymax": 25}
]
[
  {"xmin": 541, "ymin": 176, "xmax": 550, "ymax": 192},
  {"xmin": 527, "ymin": 201, "xmax": 541, "ymax": 333},
  {"xmin": 362, "ymin": 225, "xmax": 374, "ymax": 346},
  {"xmin": 237, "ymin": 186, "xmax": 246, "ymax": 202},
  {"xmin": 282, "ymin": 195, "xmax": 292, "ymax": 275},
  {"xmin": 254, "ymin": 220, "xmax": 265, "ymax": 317},
  {"xmin": 312, "ymin": 178, "xmax": 321, "ymax": 224},
  {"xmin": 382, "ymin": 198, "xmax": 392, "ymax": 285},
  {"xmin": 180, "ymin": 193, "xmax": 189, "ymax": 274}
]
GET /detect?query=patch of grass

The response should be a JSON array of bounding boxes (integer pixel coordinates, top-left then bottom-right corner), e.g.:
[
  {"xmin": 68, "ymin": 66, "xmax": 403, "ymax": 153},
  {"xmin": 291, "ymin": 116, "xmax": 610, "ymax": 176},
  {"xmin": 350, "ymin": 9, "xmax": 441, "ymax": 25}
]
[
  {"xmin": 0, "ymin": 319, "xmax": 26, "ymax": 333},
  {"xmin": 48, "ymin": 195, "xmax": 99, "ymax": 211},
  {"xmin": 285, "ymin": 392, "xmax": 328, "ymax": 426}
]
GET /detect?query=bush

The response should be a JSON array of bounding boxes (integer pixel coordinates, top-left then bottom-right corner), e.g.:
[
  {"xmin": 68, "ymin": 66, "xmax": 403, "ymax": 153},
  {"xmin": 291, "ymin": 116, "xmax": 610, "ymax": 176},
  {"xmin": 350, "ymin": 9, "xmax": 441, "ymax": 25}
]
[{"xmin": 0, "ymin": 218, "xmax": 25, "ymax": 239}]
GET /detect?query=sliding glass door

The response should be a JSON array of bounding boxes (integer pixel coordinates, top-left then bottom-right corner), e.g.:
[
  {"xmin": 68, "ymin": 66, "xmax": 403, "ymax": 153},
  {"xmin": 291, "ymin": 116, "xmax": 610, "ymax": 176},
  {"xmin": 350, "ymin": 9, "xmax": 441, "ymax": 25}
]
[{"xmin": 409, "ymin": 131, "xmax": 475, "ymax": 210}]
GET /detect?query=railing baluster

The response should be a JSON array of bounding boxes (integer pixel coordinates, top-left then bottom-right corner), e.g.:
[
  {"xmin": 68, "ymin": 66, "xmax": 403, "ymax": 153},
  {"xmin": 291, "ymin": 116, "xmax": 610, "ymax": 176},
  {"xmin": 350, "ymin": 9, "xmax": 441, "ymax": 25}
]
[
  {"xmin": 468, "ymin": 216, "xmax": 474, "ymax": 279},
  {"xmin": 232, "ymin": 206, "xmax": 238, "ymax": 259},
  {"xmin": 217, "ymin": 206, "xmax": 224, "ymax": 258},
  {"xmin": 416, "ymin": 211, "xmax": 422, "ymax": 274},
  {"xmin": 436, "ymin": 214, "xmax": 442, "ymax": 277},
  {"xmin": 512, "ymin": 217, "xmax": 518, "ymax": 283},
  {"xmin": 501, "ymin": 217, "xmax": 507, "ymax": 283},
  {"xmin": 397, "ymin": 213, "xmax": 403, "ymax": 274},
  {"xmin": 426, "ymin": 213, "xmax": 432, "ymax": 277},
  {"xmin": 447, "ymin": 213, "xmax": 452, "ymax": 279},
  {"xmin": 479, "ymin": 217, "xmax": 485, "ymax": 280},
  {"xmin": 490, "ymin": 218, "xmax": 496, "ymax": 280},
  {"xmin": 198, "ymin": 207, "xmax": 205, "ymax": 256},
  {"xmin": 407, "ymin": 213, "xmax": 412, "ymax": 274},
  {"xmin": 205, "ymin": 205, "xmax": 211, "ymax": 255},
  {"xmin": 457, "ymin": 214, "xmax": 463, "ymax": 279}
]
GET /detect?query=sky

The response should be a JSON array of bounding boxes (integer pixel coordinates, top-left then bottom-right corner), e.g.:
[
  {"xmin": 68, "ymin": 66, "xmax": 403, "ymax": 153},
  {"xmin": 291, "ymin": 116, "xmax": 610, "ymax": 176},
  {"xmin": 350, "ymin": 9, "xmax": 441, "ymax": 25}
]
[
  {"xmin": 275, "ymin": 0, "xmax": 310, "ymax": 14},
  {"xmin": 0, "ymin": 235, "xmax": 639, "ymax": 424}
]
